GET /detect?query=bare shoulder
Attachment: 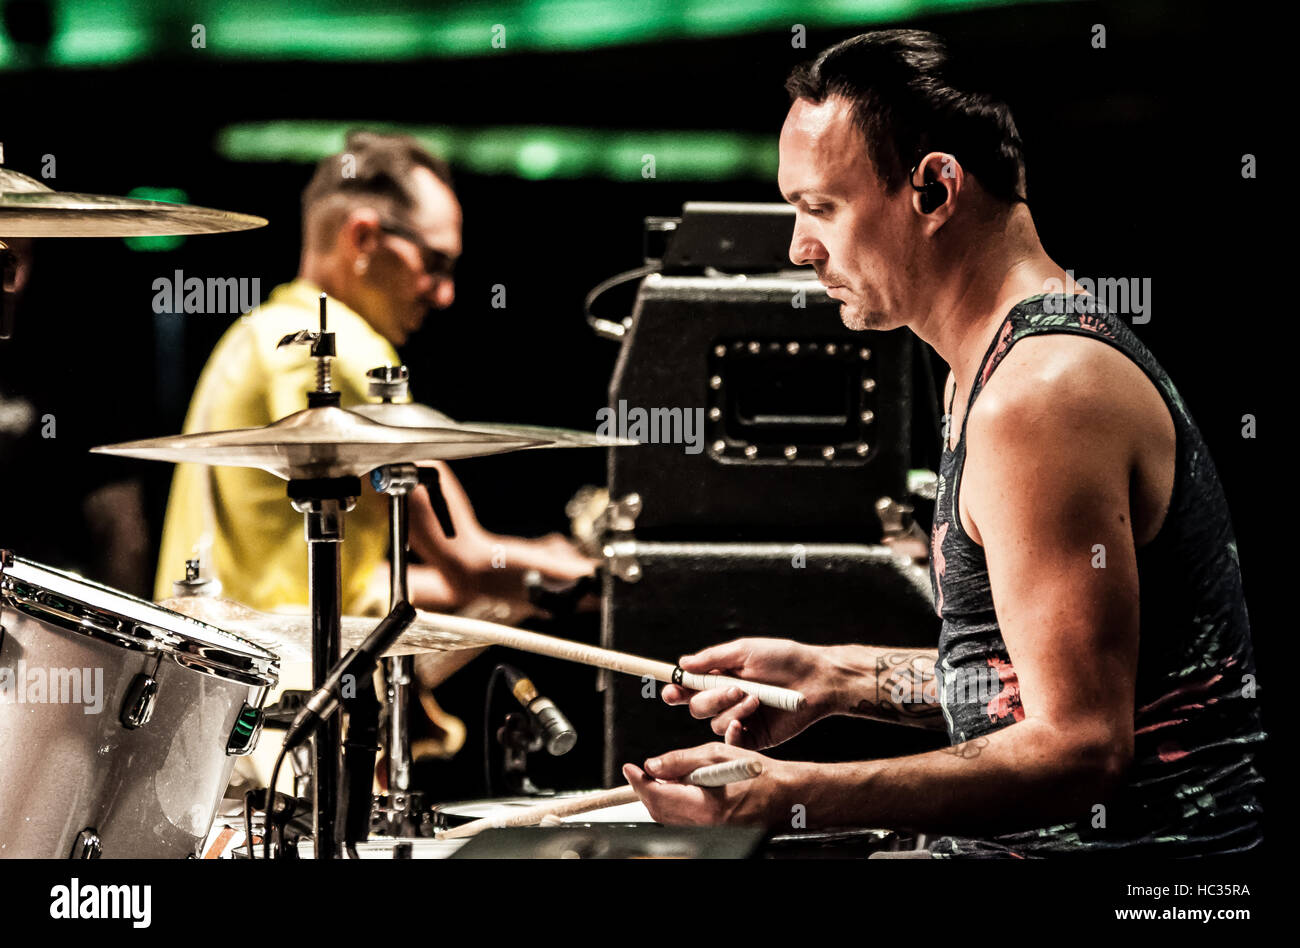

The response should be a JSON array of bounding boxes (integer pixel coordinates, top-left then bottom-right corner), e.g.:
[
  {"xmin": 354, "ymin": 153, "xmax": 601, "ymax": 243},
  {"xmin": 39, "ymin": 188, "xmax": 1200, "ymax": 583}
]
[{"xmin": 967, "ymin": 333, "xmax": 1171, "ymax": 449}]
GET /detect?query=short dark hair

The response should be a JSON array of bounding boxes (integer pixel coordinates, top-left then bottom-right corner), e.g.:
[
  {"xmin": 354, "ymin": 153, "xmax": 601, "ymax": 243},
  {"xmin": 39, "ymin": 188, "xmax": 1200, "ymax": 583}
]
[
  {"xmin": 786, "ymin": 30, "xmax": 1027, "ymax": 204},
  {"xmin": 301, "ymin": 130, "xmax": 454, "ymax": 250}
]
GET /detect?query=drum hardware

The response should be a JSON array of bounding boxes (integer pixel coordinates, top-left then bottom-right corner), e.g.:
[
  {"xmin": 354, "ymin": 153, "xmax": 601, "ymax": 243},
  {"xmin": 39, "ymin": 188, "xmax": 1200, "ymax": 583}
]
[
  {"xmin": 272, "ymin": 296, "xmax": 353, "ymax": 859},
  {"xmin": 369, "ymin": 792, "xmax": 435, "ymax": 837},
  {"xmin": 172, "ymin": 557, "xmax": 219, "ymax": 598},
  {"xmin": 357, "ymin": 362, "xmax": 631, "ymax": 835},
  {"xmin": 87, "ymin": 314, "xmax": 656, "ymax": 856},
  {"xmin": 227, "ymin": 703, "xmax": 267, "ymax": 756},
  {"xmin": 267, "ymin": 598, "xmax": 416, "ymax": 859},
  {"xmin": 365, "ymin": 362, "xmax": 452, "ymax": 837},
  {"xmin": 119, "ymin": 656, "xmax": 162, "ymax": 729}
]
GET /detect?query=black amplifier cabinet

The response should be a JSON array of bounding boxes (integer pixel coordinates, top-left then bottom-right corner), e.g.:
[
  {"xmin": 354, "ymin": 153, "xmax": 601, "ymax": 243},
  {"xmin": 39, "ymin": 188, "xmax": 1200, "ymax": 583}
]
[
  {"xmin": 607, "ymin": 274, "xmax": 913, "ymax": 542},
  {"xmin": 600, "ymin": 541, "xmax": 944, "ymax": 786}
]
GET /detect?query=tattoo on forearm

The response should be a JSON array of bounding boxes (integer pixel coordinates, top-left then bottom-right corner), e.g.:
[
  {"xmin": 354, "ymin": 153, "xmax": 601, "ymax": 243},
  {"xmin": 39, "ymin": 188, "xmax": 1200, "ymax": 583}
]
[
  {"xmin": 850, "ymin": 650, "xmax": 942, "ymax": 721},
  {"xmin": 939, "ymin": 736, "xmax": 989, "ymax": 759}
]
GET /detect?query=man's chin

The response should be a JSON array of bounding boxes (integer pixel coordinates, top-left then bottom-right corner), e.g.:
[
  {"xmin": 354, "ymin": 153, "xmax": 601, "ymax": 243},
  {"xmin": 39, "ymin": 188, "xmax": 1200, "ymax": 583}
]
[
  {"xmin": 837, "ymin": 302, "xmax": 889, "ymax": 333},
  {"xmin": 837, "ymin": 303, "xmax": 870, "ymax": 332}
]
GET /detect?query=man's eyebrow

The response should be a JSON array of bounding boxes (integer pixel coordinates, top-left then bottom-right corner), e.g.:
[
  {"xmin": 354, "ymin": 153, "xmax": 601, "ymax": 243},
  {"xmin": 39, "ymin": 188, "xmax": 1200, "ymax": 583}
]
[{"xmin": 781, "ymin": 191, "xmax": 831, "ymax": 206}]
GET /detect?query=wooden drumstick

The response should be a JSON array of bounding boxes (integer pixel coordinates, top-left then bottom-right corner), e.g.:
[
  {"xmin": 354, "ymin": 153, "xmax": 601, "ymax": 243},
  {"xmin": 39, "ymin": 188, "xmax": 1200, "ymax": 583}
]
[
  {"xmin": 685, "ymin": 758, "xmax": 763, "ymax": 787},
  {"xmin": 435, "ymin": 787, "xmax": 639, "ymax": 840},
  {"xmin": 435, "ymin": 759, "xmax": 764, "ymax": 840},
  {"xmin": 412, "ymin": 609, "xmax": 807, "ymax": 713}
]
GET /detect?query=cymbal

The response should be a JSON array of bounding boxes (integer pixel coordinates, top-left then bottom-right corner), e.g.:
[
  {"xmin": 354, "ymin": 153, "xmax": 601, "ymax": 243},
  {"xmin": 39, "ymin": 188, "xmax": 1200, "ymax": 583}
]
[
  {"xmin": 351, "ymin": 401, "xmax": 639, "ymax": 449},
  {"xmin": 158, "ymin": 595, "xmax": 484, "ymax": 662},
  {"xmin": 158, "ymin": 595, "xmax": 490, "ymax": 687},
  {"xmin": 0, "ymin": 167, "xmax": 267, "ymax": 237},
  {"xmin": 90, "ymin": 405, "xmax": 544, "ymax": 480}
]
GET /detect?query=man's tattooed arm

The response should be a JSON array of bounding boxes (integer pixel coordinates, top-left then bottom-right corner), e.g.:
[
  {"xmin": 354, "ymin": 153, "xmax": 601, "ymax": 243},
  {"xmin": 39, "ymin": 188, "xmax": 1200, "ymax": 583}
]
[
  {"xmin": 826, "ymin": 646, "xmax": 947, "ymax": 730},
  {"xmin": 938, "ymin": 736, "xmax": 989, "ymax": 758}
]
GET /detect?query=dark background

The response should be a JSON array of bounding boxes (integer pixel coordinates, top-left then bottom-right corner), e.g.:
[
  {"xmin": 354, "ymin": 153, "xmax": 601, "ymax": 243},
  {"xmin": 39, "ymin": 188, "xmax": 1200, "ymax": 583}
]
[{"xmin": 1, "ymin": 0, "xmax": 1280, "ymax": 821}]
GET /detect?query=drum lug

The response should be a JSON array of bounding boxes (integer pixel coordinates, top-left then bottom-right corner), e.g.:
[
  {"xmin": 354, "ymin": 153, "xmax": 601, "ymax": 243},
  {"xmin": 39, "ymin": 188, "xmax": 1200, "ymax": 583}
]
[
  {"xmin": 70, "ymin": 828, "xmax": 102, "ymax": 859},
  {"xmin": 119, "ymin": 673, "xmax": 158, "ymax": 729},
  {"xmin": 226, "ymin": 703, "xmax": 264, "ymax": 756}
]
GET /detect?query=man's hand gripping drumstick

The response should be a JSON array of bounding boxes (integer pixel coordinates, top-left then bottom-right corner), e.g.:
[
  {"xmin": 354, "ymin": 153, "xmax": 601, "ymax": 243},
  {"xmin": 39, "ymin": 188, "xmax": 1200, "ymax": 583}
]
[{"xmin": 436, "ymin": 759, "xmax": 763, "ymax": 839}]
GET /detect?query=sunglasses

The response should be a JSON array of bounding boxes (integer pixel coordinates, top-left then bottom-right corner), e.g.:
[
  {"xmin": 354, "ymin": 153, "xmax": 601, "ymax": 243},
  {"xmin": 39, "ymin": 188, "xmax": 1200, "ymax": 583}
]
[{"xmin": 378, "ymin": 219, "xmax": 457, "ymax": 280}]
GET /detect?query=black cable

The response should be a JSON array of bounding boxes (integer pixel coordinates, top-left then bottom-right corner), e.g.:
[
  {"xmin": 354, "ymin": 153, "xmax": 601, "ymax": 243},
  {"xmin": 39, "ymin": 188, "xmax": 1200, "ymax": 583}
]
[
  {"xmin": 243, "ymin": 790, "xmax": 257, "ymax": 861},
  {"xmin": 264, "ymin": 745, "xmax": 289, "ymax": 860},
  {"xmin": 583, "ymin": 264, "xmax": 659, "ymax": 333},
  {"xmin": 483, "ymin": 663, "xmax": 509, "ymax": 797}
]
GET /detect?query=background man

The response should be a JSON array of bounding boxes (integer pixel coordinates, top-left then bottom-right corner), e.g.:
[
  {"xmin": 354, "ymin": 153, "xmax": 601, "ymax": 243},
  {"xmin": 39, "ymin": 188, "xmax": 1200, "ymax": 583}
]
[{"xmin": 157, "ymin": 131, "xmax": 595, "ymax": 762}]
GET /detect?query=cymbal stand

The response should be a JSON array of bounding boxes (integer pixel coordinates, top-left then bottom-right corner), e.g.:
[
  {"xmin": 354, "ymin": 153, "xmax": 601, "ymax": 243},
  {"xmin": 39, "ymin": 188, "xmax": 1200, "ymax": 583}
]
[
  {"xmin": 278, "ymin": 293, "xmax": 356, "ymax": 859},
  {"xmin": 367, "ymin": 365, "xmax": 422, "ymax": 836}
]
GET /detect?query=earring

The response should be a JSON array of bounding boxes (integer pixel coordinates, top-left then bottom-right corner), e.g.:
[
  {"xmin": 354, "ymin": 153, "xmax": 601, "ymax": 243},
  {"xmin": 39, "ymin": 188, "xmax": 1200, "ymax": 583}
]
[{"xmin": 355, "ymin": 255, "xmax": 369, "ymax": 275}]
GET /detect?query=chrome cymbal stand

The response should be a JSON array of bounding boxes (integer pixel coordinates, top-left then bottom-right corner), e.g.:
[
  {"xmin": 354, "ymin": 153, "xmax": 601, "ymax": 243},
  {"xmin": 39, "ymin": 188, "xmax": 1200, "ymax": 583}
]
[{"xmin": 367, "ymin": 365, "xmax": 422, "ymax": 835}]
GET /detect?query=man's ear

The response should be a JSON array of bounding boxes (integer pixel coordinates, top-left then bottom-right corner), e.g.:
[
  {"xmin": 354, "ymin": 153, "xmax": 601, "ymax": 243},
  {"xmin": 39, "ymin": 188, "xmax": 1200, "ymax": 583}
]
[
  {"xmin": 910, "ymin": 151, "xmax": 963, "ymax": 228},
  {"xmin": 342, "ymin": 207, "xmax": 383, "ymax": 254}
]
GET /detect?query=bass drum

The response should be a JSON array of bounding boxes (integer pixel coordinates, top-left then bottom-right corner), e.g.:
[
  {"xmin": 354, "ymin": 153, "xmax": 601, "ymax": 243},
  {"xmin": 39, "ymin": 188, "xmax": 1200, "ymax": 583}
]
[{"xmin": 0, "ymin": 554, "xmax": 279, "ymax": 858}]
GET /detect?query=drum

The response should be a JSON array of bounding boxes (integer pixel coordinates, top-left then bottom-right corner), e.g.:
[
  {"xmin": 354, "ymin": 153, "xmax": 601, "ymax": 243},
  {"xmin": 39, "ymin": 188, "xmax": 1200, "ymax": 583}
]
[{"xmin": 0, "ymin": 554, "xmax": 279, "ymax": 858}]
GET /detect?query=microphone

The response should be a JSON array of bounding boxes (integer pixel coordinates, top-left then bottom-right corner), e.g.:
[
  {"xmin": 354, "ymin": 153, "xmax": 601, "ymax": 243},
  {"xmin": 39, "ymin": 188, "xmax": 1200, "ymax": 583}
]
[
  {"xmin": 502, "ymin": 664, "xmax": 576, "ymax": 756},
  {"xmin": 282, "ymin": 600, "xmax": 417, "ymax": 751}
]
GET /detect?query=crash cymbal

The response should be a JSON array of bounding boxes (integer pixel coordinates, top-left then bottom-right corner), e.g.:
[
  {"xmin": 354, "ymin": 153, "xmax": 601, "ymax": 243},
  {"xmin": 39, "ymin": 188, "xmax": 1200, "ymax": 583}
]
[
  {"xmin": 352, "ymin": 401, "xmax": 639, "ymax": 449},
  {"xmin": 90, "ymin": 404, "xmax": 544, "ymax": 480},
  {"xmin": 0, "ymin": 167, "xmax": 267, "ymax": 237}
]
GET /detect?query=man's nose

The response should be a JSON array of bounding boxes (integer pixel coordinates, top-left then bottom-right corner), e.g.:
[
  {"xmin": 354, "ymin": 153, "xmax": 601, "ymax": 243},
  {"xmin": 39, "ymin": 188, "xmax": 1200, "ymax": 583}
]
[
  {"xmin": 428, "ymin": 277, "xmax": 455, "ymax": 309},
  {"xmin": 789, "ymin": 224, "xmax": 825, "ymax": 268}
]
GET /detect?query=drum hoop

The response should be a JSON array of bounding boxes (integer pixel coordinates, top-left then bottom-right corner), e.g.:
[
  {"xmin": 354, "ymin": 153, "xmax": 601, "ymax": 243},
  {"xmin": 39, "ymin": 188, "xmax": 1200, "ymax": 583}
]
[{"xmin": 0, "ymin": 556, "xmax": 279, "ymax": 687}]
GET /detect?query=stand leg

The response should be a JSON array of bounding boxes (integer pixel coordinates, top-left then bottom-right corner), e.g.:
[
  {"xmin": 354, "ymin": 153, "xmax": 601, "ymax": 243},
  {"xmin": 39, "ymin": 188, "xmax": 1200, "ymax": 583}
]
[
  {"xmin": 304, "ymin": 498, "xmax": 347, "ymax": 859},
  {"xmin": 386, "ymin": 487, "xmax": 414, "ymax": 831}
]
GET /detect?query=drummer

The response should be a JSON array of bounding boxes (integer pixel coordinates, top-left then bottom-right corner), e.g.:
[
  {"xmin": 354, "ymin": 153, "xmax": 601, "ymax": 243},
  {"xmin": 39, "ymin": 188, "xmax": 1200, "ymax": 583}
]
[{"xmin": 155, "ymin": 132, "xmax": 596, "ymax": 753}]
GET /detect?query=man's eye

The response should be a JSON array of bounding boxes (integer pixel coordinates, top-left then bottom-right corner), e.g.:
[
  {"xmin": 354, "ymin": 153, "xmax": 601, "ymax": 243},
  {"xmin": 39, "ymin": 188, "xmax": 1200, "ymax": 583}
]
[{"xmin": 806, "ymin": 206, "xmax": 829, "ymax": 217}]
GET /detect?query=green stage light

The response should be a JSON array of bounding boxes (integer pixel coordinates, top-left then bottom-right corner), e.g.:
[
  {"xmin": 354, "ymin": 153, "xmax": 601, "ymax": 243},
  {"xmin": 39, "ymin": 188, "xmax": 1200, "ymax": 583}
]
[
  {"xmin": 218, "ymin": 121, "xmax": 781, "ymax": 182},
  {"xmin": 123, "ymin": 187, "xmax": 189, "ymax": 252},
  {"xmin": 2, "ymin": 0, "xmax": 1068, "ymax": 68}
]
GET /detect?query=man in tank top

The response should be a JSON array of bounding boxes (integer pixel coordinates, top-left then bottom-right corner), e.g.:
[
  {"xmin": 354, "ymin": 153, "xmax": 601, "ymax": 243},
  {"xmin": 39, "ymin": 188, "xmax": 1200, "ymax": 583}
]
[{"xmin": 622, "ymin": 30, "xmax": 1264, "ymax": 857}]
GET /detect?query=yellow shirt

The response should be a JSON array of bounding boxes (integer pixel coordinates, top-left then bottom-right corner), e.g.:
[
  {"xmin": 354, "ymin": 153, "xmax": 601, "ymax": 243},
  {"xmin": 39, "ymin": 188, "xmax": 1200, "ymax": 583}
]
[{"xmin": 155, "ymin": 279, "xmax": 399, "ymax": 617}]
